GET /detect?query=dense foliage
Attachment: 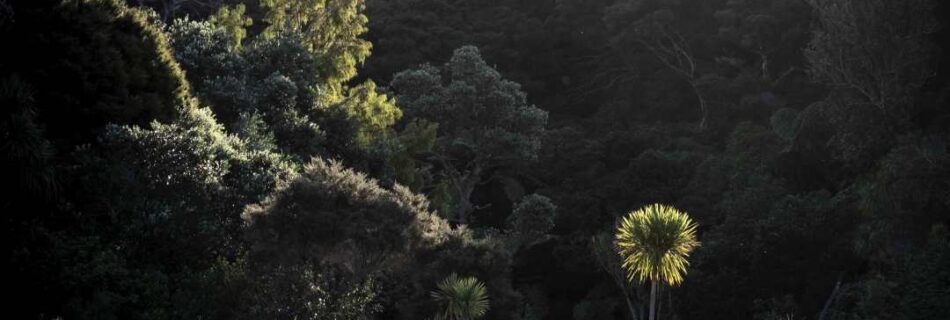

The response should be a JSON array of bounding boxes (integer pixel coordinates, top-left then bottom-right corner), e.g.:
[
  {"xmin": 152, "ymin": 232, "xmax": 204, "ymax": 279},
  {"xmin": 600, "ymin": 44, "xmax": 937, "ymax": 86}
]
[
  {"xmin": 4, "ymin": 0, "xmax": 949, "ymax": 319},
  {"xmin": 390, "ymin": 45, "xmax": 548, "ymax": 224}
]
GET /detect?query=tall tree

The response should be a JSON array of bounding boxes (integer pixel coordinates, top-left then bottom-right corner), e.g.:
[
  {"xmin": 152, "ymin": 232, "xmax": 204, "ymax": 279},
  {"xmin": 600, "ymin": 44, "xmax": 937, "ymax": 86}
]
[
  {"xmin": 616, "ymin": 204, "xmax": 700, "ymax": 320},
  {"xmin": 260, "ymin": 0, "xmax": 372, "ymax": 101},
  {"xmin": 634, "ymin": 9, "xmax": 709, "ymax": 129},
  {"xmin": 390, "ymin": 46, "xmax": 548, "ymax": 224},
  {"xmin": 256, "ymin": 0, "xmax": 402, "ymax": 158},
  {"xmin": 805, "ymin": 0, "xmax": 938, "ymax": 120}
]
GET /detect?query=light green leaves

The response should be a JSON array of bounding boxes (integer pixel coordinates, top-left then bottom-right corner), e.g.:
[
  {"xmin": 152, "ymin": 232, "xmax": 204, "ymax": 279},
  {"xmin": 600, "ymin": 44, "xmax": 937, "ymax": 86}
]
[
  {"xmin": 209, "ymin": 4, "xmax": 253, "ymax": 48},
  {"xmin": 616, "ymin": 204, "xmax": 700, "ymax": 286},
  {"xmin": 340, "ymin": 80, "xmax": 401, "ymax": 147},
  {"xmin": 260, "ymin": 0, "xmax": 372, "ymax": 99}
]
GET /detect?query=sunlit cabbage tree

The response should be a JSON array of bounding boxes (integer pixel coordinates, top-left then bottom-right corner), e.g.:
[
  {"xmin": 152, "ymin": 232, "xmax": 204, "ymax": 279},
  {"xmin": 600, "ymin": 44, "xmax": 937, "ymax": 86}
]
[{"xmin": 616, "ymin": 204, "xmax": 700, "ymax": 320}]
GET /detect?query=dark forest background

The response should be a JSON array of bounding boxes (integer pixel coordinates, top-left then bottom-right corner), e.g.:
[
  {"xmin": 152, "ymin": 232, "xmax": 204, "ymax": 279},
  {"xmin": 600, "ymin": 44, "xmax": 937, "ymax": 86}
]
[{"xmin": 2, "ymin": 0, "xmax": 949, "ymax": 319}]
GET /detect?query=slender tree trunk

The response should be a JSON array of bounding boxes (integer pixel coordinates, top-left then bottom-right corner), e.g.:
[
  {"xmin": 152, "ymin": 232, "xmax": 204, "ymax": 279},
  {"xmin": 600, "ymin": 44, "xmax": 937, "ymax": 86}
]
[
  {"xmin": 687, "ymin": 80, "xmax": 707, "ymax": 130},
  {"xmin": 668, "ymin": 287, "xmax": 674, "ymax": 320},
  {"xmin": 818, "ymin": 276, "xmax": 842, "ymax": 320},
  {"xmin": 622, "ymin": 288, "xmax": 638, "ymax": 320},
  {"xmin": 454, "ymin": 174, "xmax": 479, "ymax": 224},
  {"xmin": 649, "ymin": 281, "xmax": 658, "ymax": 320},
  {"xmin": 456, "ymin": 192, "xmax": 473, "ymax": 224}
]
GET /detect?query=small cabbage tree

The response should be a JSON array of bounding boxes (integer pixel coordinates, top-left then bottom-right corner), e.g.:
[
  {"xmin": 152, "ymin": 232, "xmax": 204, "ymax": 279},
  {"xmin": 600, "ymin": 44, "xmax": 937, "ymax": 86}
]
[
  {"xmin": 616, "ymin": 204, "xmax": 700, "ymax": 320},
  {"xmin": 431, "ymin": 274, "xmax": 490, "ymax": 320}
]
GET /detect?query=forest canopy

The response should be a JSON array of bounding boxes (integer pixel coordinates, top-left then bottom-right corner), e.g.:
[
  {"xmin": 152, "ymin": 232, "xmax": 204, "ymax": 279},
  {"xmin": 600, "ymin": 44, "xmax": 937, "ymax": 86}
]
[{"xmin": 2, "ymin": 0, "xmax": 949, "ymax": 319}]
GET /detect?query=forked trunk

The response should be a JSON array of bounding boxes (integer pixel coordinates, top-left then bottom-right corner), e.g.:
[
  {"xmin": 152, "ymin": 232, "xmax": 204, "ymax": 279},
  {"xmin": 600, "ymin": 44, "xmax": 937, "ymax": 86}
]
[
  {"xmin": 456, "ymin": 195, "xmax": 474, "ymax": 224},
  {"xmin": 454, "ymin": 175, "xmax": 478, "ymax": 224}
]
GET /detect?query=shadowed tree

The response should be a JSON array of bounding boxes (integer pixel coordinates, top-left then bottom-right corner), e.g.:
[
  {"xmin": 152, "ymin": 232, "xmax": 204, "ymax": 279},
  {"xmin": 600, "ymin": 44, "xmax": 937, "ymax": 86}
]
[
  {"xmin": 242, "ymin": 158, "xmax": 454, "ymax": 318},
  {"xmin": 616, "ymin": 204, "xmax": 700, "ymax": 320},
  {"xmin": 431, "ymin": 273, "xmax": 490, "ymax": 320},
  {"xmin": 603, "ymin": 2, "xmax": 710, "ymax": 129},
  {"xmin": 634, "ymin": 10, "xmax": 708, "ymax": 130},
  {"xmin": 506, "ymin": 194, "xmax": 557, "ymax": 249},
  {"xmin": 391, "ymin": 46, "xmax": 548, "ymax": 224},
  {"xmin": 804, "ymin": 0, "xmax": 938, "ymax": 119}
]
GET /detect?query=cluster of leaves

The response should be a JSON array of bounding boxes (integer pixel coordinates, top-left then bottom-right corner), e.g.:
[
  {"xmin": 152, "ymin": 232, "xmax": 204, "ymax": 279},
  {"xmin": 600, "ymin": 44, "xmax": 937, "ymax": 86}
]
[
  {"xmin": 389, "ymin": 45, "xmax": 548, "ymax": 224},
  {"xmin": 167, "ymin": 15, "xmax": 399, "ymax": 168},
  {"xmin": 616, "ymin": 204, "xmax": 699, "ymax": 286},
  {"xmin": 241, "ymin": 157, "xmax": 525, "ymax": 319},
  {"xmin": 431, "ymin": 274, "xmax": 491, "ymax": 320}
]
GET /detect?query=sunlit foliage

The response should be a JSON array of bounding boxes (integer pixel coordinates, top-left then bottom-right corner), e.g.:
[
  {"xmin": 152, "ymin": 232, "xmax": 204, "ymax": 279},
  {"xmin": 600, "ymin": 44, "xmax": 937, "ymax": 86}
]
[
  {"xmin": 616, "ymin": 204, "xmax": 700, "ymax": 286},
  {"xmin": 260, "ymin": 0, "xmax": 372, "ymax": 99}
]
